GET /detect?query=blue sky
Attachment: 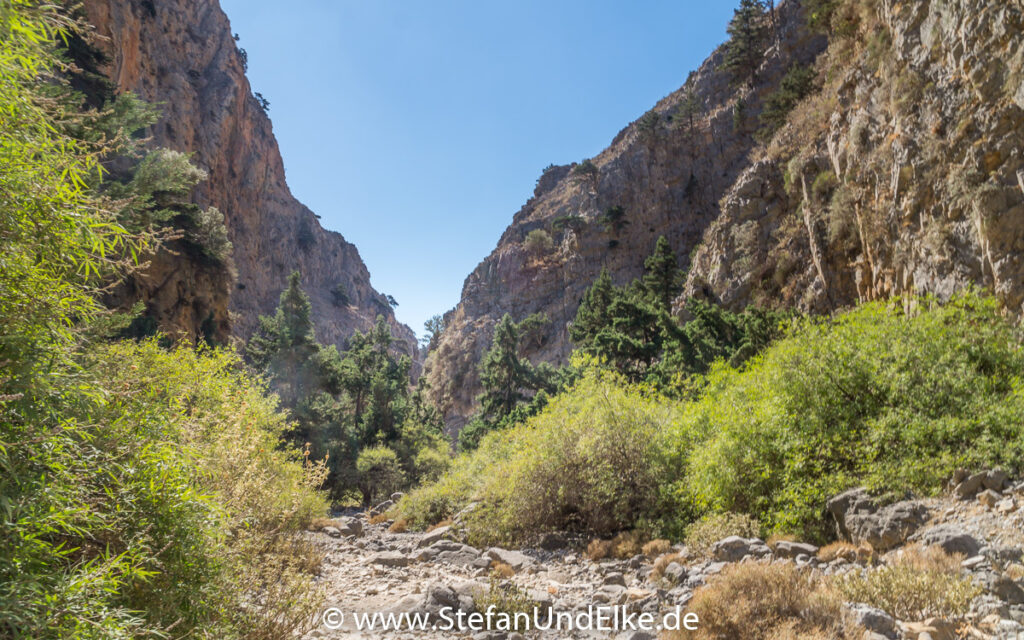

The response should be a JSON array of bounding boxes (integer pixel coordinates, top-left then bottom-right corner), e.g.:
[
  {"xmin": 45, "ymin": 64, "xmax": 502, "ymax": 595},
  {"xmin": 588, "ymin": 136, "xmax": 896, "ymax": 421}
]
[{"xmin": 219, "ymin": 0, "xmax": 736, "ymax": 339}]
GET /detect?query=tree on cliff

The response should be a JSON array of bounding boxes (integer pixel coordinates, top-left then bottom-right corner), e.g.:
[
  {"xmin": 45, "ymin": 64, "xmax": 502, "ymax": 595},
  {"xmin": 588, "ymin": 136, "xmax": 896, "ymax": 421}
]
[
  {"xmin": 723, "ymin": 0, "xmax": 770, "ymax": 86},
  {"xmin": 643, "ymin": 235, "xmax": 684, "ymax": 311}
]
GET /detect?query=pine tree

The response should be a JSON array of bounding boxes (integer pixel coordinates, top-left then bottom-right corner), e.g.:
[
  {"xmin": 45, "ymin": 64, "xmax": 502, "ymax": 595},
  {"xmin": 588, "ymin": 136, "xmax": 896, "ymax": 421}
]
[
  {"xmin": 642, "ymin": 236, "xmax": 684, "ymax": 311},
  {"xmin": 723, "ymin": 0, "xmax": 769, "ymax": 86},
  {"xmin": 570, "ymin": 268, "xmax": 617, "ymax": 351},
  {"xmin": 478, "ymin": 314, "xmax": 534, "ymax": 421}
]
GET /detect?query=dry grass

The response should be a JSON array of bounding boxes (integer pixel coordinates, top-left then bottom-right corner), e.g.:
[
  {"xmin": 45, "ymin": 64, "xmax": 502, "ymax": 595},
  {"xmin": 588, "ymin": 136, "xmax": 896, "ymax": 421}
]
[
  {"xmin": 766, "ymin": 534, "xmax": 798, "ymax": 548},
  {"xmin": 817, "ymin": 542, "xmax": 875, "ymax": 564},
  {"xmin": 650, "ymin": 552, "xmax": 686, "ymax": 583},
  {"xmin": 491, "ymin": 562, "xmax": 515, "ymax": 579},
  {"xmin": 426, "ymin": 518, "xmax": 452, "ymax": 533},
  {"xmin": 837, "ymin": 545, "xmax": 980, "ymax": 620},
  {"xmin": 388, "ymin": 517, "xmax": 408, "ymax": 533},
  {"xmin": 309, "ymin": 517, "xmax": 335, "ymax": 531},
  {"xmin": 367, "ymin": 513, "xmax": 390, "ymax": 525},
  {"xmin": 642, "ymin": 539, "xmax": 672, "ymax": 557},
  {"xmin": 586, "ymin": 531, "xmax": 646, "ymax": 561},
  {"xmin": 668, "ymin": 562, "xmax": 851, "ymax": 640}
]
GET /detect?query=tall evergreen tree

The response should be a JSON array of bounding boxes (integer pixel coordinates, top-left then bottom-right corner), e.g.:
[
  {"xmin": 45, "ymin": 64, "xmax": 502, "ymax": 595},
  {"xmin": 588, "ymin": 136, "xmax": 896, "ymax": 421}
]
[
  {"xmin": 478, "ymin": 313, "xmax": 535, "ymax": 421},
  {"xmin": 723, "ymin": 0, "xmax": 769, "ymax": 86},
  {"xmin": 642, "ymin": 236, "xmax": 684, "ymax": 311}
]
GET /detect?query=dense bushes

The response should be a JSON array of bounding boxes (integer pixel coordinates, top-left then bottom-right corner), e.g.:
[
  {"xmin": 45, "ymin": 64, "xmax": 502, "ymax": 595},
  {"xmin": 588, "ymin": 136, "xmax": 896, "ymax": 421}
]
[
  {"xmin": 0, "ymin": 4, "xmax": 327, "ymax": 636},
  {"xmin": 677, "ymin": 294, "xmax": 1024, "ymax": 540},
  {"xmin": 402, "ymin": 294, "xmax": 1024, "ymax": 547},
  {"xmin": 402, "ymin": 366, "xmax": 680, "ymax": 545}
]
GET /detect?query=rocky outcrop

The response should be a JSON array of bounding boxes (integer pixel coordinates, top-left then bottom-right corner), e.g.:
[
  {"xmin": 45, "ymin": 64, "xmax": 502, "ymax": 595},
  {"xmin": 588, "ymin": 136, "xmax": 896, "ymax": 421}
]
[
  {"xmin": 683, "ymin": 0, "xmax": 1024, "ymax": 315},
  {"xmin": 426, "ymin": 1, "xmax": 827, "ymax": 428},
  {"xmin": 82, "ymin": 0, "xmax": 415, "ymax": 354}
]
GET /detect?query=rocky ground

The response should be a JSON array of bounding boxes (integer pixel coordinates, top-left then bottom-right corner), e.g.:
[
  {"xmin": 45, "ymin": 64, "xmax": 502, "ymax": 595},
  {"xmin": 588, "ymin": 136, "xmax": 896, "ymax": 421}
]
[{"xmin": 302, "ymin": 472, "xmax": 1024, "ymax": 639}]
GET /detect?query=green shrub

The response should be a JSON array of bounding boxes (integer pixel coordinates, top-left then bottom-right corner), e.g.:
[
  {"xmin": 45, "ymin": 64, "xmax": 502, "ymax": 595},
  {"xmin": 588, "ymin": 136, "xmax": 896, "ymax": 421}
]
[
  {"xmin": 403, "ymin": 367, "xmax": 680, "ymax": 546},
  {"xmin": 684, "ymin": 513, "xmax": 760, "ymax": 557},
  {"xmin": 357, "ymin": 445, "xmax": 406, "ymax": 505},
  {"xmin": 675, "ymin": 294, "xmax": 1024, "ymax": 540},
  {"xmin": 757, "ymin": 64, "xmax": 818, "ymax": 142},
  {"xmin": 837, "ymin": 545, "xmax": 981, "ymax": 619},
  {"xmin": 522, "ymin": 228, "xmax": 554, "ymax": 257}
]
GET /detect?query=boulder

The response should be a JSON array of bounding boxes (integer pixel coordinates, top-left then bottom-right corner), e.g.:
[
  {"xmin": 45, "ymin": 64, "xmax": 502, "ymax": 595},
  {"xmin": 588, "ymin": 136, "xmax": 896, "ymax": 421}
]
[
  {"xmin": 335, "ymin": 517, "xmax": 363, "ymax": 537},
  {"xmin": 844, "ymin": 603, "xmax": 897, "ymax": 639},
  {"xmin": 711, "ymin": 536, "xmax": 771, "ymax": 562},
  {"xmin": 773, "ymin": 541, "xmax": 819, "ymax": 559},
  {"xmin": 322, "ymin": 526, "xmax": 342, "ymax": 538},
  {"xmin": 983, "ymin": 470, "xmax": 1009, "ymax": 492},
  {"xmin": 828, "ymin": 488, "xmax": 929, "ymax": 551},
  {"xmin": 485, "ymin": 547, "xmax": 534, "ymax": 571},
  {"xmin": 979, "ymin": 489, "xmax": 1002, "ymax": 508},
  {"xmin": 663, "ymin": 562, "xmax": 686, "ymax": 584},
  {"xmin": 603, "ymin": 572, "xmax": 627, "ymax": 587},
  {"xmin": 418, "ymin": 525, "xmax": 451, "ymax": 548},
  {"xmin": 915, "ymin": 524, "xmax": 982, "ymax": 557},
  {"xmin": 955, "ymin": 473, "xmax": 987, "ymax": 499},
  {"xmin": 371, "ymin": 551, "xmax": 410, "ymax": 567}
]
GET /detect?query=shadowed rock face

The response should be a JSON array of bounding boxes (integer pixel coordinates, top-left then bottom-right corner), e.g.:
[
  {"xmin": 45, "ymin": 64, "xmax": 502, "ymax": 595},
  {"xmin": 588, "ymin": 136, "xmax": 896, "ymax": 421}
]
[
  {"xmin": 425, "ymin": 2, "xmax": 826, "ymax": 429},
  {"xmin": 82, "ymin": 0, "xmax": 416, "ymax": 356}
]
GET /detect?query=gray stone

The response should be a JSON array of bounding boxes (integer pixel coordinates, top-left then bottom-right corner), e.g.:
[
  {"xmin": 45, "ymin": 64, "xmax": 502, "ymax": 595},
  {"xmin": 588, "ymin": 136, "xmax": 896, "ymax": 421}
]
[
  {"xmin": 390, "ymin": 492, "xmax": 405, "ymax": 502},
  {"xmin": 773, "ymin": 540, "xmax": 819, "ymax": 559},
  {"xmin": 336, "ymin": 517, "xmax": 363, "ymax": 537},
  {"xmin": 417, "ymin": 525, "xmax": 451, "ymax": 548},
  {"xmin": 915, "ymin": 524, "xmax": 982, "ymax": 557},
  {"xmin": 712, "ymin": 536, "xmax": 771, "ymax": 562},
  {"xmin": 955, "ymin": 473, "xmax": 986, "ymax": 499},
  {"xmin": 603, "ymin": 572, "xmax": 627, "ymax": 587},
  {"xmin": 663, "ymin": 562, "xmax": 686, "ymax": 584},
  {"xmin": 844, "ymin": 499, "xmax": 930, "ymax": 551},
  {"xmin": 984, "ymin": 470, "xmax": 1009, "ymax": 492},
  {"xmin": 371, "ymin": 551, "xmax": 410, "ymax": 567},
  {"xmin": 538, "ymin": 532, "xmax": 570, "ymax": 550},
  {"xmin": 485, "ymin": 547, "xmax": 534, "ymax": 570},
  {"xmin": 979, "ymin": 489, "xmax": 1003, "ymax": 508},
  {"xmin": 322, "ymin": 526, "xmax": 341, "ymax": 538},
  {"xmin": 844, "ymin": 603, "xmax": 897, "ymax": 639}
]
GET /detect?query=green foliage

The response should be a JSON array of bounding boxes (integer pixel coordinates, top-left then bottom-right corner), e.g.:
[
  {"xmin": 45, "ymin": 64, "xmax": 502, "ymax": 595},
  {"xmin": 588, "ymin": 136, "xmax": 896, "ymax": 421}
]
[
  {"xmin": 812, "ymin": 170, "xmax": 839, "ymax": 203},
  {"xmin": 420, "ymin": 313, "xmax": 445, "ymax": 351},
  {"xmin": 723, "ymin": 0, "xmax": 769, "ymax": 85},
  {"xmin": 551, "ymin": 214, "xmax": 585, "ymax": 234},
  {"xmin": 757, "ymin": 64, "xmax": 818, "ymax": 142},
  {"xmin": 598, "ymin": 205, "xmax": 629, "ymax": 234},
  {"xmin": 570, "ymin": 158, "xmax": 599, "ymax": 186},
  {"xmin": 245, "ymin": 274, "xmax": 445, "ymax": 500},
  {"xmin": 684, "ymin": 513, "xmax": 760, "ymax": 557},
  {"xmin": 405, "ymin": 367, "xmax": 681, "ymax": 546},
  {"xmin": 187, "ymin": 206, "xmax": 234, "ymax": 264},
  {"xmin": 675, "ymin": 295, "xmax": 1024, "ymax": 540},
  {"xmin": 462, "ymin": 313, "xmax": 570, "ymax": 451},
  {"xmin": 570, "ymin": 240, "xmax": 784, "ymax": 388},
  {"xmin": 0, "ymin": 4, "xmax": 326, "ymax": 637},
  {"xmin": 804, "ymin": 0, "xmax": 842, "ymax": 32},
  {"xmin": 522, "ymin": 228, "xmax": 554, "ymax": 257},
  {"xmin": 636, "ymin": 110, "xmax": 661, "ymax": 140},
  {"xmin": 672, "ymin": 88, "xmax": 702, "ymax": 133},
  {"xmin": 357, "ymin": 445, "xmax": 406, "ymax": 505}
]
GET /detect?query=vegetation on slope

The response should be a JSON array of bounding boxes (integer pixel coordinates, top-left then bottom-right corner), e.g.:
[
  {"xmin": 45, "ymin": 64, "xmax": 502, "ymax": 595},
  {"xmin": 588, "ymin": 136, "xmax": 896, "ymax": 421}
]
[
  {"xmin": 399, "ymin": 294, "xmax": 1024, "ymax": 545},
  {"xmin": 0, "ymin": 3, "xmax": 326, "ymax": 637}
]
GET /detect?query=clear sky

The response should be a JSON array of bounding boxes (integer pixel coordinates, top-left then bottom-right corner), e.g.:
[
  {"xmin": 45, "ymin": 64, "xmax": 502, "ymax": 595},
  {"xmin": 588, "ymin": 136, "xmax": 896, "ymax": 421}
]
[{"xmin": 218, "ymin": 0, "xmax": 737, "ymax": 340}]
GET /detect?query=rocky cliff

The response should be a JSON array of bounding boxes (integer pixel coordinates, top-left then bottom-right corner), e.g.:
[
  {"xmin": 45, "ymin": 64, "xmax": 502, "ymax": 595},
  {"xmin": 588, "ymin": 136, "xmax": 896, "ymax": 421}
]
[
  {"xmin": 425, "ymin": 1, "xmax": 826, "ymax": 428},
  {"xmin": 427, "ymin": 0, "xmax": 1024, "ymax": 429},
  {"xmin": 683, "ymin": 0, "xmax": 1024, "ymax": 316},
  {"xmin": 82, "ymin": 0, "xmax": 416, "ymax": 354}
]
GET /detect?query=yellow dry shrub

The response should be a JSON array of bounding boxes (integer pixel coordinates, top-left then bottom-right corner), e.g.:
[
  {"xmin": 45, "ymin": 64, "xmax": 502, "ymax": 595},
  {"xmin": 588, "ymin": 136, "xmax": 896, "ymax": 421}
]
[
  {"xmin": 670, "ymin": 562, "xmax": 850, "ymax": 640},
  {"xmin": 643, "ymin": 539, "xmax": 673, "ymax": 557}
]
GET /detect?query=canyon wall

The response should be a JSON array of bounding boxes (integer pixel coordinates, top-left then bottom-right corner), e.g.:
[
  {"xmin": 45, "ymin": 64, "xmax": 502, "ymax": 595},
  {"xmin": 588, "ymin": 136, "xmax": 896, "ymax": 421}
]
[{"xmin": 83, "ymin": 0, "xmax": 416, "ymax": 355}]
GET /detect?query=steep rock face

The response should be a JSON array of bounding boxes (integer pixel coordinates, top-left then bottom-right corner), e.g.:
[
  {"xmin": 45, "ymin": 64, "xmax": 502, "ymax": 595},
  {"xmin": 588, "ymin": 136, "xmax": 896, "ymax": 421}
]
[
  {"xmin": 683, "ymin": 0, "xmax": 1024, "ymax": 315},
  {"xmin": 425, "ymin": 2, "xmax": 826, "ymax": 428},
  {"xmin": 82, "ymin": 0, "xmax": 416, "ymax": 354}
]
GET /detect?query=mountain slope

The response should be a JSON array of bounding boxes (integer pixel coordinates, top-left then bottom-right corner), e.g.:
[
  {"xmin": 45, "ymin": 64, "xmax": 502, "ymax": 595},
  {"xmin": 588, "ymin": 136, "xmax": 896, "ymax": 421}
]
[
  {"xmin": 424, "ymin": 1, "xmax": 826, "ymax": 429},
  {"xmin": 82, "ymin": 0, "xmax": 416, "ymax": 354}
]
